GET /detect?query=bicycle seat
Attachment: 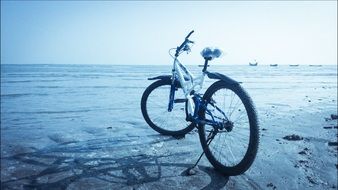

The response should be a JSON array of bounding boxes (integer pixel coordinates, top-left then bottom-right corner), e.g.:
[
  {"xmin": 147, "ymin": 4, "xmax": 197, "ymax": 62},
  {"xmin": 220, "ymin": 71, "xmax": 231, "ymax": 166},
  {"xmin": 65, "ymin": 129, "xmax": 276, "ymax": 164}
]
[{"xmin": 201, "ymin": 47, "xmax": 223, "ymax": 60}]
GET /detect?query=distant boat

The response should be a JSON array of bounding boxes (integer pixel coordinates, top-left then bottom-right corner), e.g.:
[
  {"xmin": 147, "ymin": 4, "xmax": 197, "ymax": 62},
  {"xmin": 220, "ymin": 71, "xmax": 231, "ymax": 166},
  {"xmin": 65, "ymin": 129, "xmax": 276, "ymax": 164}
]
[
  {"xmin": 289, "ymin": 64, "xmax": 299, "ymax": 67},
  {"xmin": 249, "ymin": 59, "xmax": 258, "ymax": 66},
  {"xmin": 270, "ymin": 64, "xmax": 278, "ymax": 67},
  {"xmin": 309, "ymin": 65, "xmax": 322, "ymax": 67}
]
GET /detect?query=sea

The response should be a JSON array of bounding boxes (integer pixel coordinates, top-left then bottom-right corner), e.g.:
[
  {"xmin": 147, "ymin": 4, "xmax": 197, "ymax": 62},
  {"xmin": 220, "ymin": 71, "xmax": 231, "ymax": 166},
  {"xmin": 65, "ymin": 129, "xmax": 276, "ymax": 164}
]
[{"xmin": 1, "ymin": 64, "xmax": 337, "ymax": 131}]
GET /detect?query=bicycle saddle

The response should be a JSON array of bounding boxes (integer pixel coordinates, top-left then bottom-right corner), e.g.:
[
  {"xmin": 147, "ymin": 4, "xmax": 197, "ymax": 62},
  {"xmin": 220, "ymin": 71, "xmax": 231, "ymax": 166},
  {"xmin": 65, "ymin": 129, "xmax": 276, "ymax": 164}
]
[{"xmin": 201, "ymin": 47, "xmax": 223, "ymax": 60}]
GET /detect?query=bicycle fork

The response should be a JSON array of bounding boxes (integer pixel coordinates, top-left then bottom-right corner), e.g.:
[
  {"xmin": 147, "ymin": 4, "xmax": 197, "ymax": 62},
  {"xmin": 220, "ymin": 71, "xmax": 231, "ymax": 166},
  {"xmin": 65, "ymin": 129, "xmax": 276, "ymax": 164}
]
[{"xmin": 167, "ymin": 82, "xmax": 175, "ymax": 112}]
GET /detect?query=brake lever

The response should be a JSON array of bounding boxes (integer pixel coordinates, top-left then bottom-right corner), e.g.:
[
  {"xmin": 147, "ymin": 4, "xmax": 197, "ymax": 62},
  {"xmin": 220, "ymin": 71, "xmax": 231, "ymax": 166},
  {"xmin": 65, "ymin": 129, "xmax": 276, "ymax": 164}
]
[
  {"xmin": 187, "ymin": 39, "xmax": 194, "ymax": 44},
  {"xmin": 183, "ymin": 45, "xmax": 190, "ymax": 51},
  {"xmin": 183, "ymin": 44, "xmax": 191, "ymax": 54}
]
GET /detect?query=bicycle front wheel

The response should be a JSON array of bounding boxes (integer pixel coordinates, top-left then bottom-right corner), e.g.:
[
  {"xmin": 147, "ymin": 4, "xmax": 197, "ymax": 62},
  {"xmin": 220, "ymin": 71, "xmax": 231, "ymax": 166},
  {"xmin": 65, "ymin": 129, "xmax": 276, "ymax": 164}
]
[
  {"xmin": 141, "ymin": 79, "xmax": 195, "ymax": 136},
  {"xmin": 198, "ymin": 81, "xmax": 259, "ymax": 176}
]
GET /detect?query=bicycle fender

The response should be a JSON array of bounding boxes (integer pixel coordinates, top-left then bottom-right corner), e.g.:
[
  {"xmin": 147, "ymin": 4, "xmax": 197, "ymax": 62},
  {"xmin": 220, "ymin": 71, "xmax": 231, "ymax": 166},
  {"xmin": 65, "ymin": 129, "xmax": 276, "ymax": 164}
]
[
  {"xmin": 148, "ymin": 75, "xmax": 172, "ymax": 81},
  {"xmin": 206, "ymin": 72, "xmax": 240, "ymax": 85}
]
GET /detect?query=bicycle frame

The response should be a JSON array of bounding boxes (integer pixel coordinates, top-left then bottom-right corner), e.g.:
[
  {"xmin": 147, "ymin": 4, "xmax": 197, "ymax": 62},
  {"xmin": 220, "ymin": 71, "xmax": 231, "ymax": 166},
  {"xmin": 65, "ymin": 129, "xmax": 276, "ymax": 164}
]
[
  {"xmin": 168, "ymin": 57, "xmax": 230, "ymax": 130},
  {"xmin": 169, "ymin": 57, "xmax": 205, "ymax": 116},
  {"xmin": 163, "ymin": 30, "xmax": 237, "ymax": 129}
]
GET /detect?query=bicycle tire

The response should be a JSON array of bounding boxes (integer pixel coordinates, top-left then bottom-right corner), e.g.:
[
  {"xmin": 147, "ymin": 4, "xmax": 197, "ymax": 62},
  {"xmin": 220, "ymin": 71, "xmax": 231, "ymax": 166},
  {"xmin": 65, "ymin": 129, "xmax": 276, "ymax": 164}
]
[
  {"xmin": 141, "ymin": 79, "xmax": 195, "ymax": 136},
  {"xmin": 198, "ymin": 80, "xmax": 259, "ymax": 176}
]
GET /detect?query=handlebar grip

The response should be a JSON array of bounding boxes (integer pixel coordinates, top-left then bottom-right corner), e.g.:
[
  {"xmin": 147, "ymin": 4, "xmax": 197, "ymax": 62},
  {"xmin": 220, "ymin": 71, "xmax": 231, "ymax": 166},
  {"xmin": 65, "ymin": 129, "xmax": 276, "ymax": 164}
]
[{"xmin": 185, "ymin": 30, "xmax": 194, "ymax": 39}]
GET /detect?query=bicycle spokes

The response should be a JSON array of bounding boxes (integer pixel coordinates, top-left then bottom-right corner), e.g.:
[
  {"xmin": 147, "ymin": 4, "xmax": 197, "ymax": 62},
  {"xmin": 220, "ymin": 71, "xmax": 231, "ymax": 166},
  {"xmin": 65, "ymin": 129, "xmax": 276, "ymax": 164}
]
[{"xmin": 203, "ymin": 87, "xmax": 251, "ymax": 168}]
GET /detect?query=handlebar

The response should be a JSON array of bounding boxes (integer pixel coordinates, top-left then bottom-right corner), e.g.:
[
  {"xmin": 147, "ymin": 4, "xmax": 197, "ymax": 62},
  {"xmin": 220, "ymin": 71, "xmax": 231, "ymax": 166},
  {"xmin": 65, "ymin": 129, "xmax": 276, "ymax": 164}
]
[
  {"xmin": 175, "ymin": 30, "xmax": 194, "ymax": 57},
  {"xmin": 185, "ymin": 30, "xmax": 194, "ymax": 39}
]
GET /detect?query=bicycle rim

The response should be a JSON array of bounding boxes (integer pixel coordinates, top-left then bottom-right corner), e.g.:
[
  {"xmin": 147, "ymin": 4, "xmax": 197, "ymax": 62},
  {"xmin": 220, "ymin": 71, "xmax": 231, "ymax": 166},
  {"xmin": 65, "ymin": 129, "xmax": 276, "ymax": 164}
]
[
  {"xmin": 144, "ymin": 81, "xmax": 193, "ymax": 134},
  {"xmin": 201, "ymin": 85, "xmax": 252, "ymax": 168}
]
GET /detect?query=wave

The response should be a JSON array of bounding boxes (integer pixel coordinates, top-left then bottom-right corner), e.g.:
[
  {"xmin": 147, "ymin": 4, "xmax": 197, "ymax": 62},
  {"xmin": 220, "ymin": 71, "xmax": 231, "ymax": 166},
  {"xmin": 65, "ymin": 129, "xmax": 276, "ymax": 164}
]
[
  {"xmin": 1, "ymin": 93, "xmax": 49, "ymax": 98},
  {"xmin": 2, "ymin": 79, "xmax": 67, "ymax": 83}
]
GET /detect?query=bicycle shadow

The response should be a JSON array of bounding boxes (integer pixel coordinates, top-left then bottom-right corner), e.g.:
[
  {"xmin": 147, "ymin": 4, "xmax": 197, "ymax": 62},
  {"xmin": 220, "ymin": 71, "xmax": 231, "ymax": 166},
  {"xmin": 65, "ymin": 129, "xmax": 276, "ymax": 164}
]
[{"xmin": 1, "ymin": 137, "xmax": 229, "ymax": 190}]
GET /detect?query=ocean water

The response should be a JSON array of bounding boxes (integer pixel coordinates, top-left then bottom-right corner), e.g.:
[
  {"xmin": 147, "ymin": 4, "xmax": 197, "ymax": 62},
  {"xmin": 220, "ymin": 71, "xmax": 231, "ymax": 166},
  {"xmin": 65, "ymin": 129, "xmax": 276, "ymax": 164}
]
[
  {"xmin": 1, "ymin": 64, "xmax": 337, "ymax": 189},
  {"xmin": 1, "ymin": 64, "xmax": 337, "ymax": 132}
]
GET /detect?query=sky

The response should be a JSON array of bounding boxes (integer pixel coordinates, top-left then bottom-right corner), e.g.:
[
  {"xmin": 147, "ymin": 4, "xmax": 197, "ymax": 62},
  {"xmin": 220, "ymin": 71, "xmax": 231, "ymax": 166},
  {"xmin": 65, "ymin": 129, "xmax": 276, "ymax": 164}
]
[{"xmin": 1, "ymin": 1, "xmax": 337, "ymax": 65}]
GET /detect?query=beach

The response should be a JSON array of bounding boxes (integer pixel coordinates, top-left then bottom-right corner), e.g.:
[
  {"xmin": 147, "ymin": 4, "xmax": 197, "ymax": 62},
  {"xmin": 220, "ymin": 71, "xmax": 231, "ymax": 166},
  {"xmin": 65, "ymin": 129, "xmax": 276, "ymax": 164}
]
[{"xmin": 1, "ymin": 64, "xmax": 337, "ymax": 189}]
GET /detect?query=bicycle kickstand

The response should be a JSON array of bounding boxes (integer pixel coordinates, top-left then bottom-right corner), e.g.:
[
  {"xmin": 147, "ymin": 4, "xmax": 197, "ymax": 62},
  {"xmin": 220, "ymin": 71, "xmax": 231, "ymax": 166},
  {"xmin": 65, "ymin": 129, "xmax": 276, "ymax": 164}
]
[{"xmin": 187, "ymin": 130, "xmax": 216, "ymax": 175}]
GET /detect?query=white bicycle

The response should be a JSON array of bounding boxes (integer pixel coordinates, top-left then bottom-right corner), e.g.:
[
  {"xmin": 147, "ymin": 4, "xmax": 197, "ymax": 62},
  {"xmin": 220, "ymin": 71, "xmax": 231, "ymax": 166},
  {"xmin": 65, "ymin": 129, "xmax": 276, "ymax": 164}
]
[{"xmin": 141, "ymin": 31, "xmax": 259, "ymax": 176}]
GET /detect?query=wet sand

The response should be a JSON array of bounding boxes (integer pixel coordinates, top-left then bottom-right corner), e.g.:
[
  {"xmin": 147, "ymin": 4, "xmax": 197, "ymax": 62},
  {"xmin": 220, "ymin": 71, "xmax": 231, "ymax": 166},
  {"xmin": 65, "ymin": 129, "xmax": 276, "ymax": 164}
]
[{"xmin": 1, "ymin": 64, "xmax": 337, "ymax": 189}]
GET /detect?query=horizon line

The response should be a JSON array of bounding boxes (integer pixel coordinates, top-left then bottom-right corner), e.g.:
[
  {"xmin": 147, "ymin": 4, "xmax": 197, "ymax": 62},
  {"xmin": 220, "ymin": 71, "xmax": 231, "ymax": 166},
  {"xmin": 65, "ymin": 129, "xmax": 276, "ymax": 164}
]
[{"xmin": 1, "ymin": 63, "xmax": 337, "ymax": 66}]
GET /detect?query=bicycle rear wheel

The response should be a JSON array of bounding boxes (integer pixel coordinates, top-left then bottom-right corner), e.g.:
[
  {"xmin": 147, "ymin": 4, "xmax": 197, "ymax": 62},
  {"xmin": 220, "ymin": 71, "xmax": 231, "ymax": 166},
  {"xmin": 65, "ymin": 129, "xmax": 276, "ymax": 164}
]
[
  {"xmin": 198, "ymin": 81, "xmax": 259, "ymax": 176},
  {"xmin": 141, "ymin": 79, "xmax": 195, "ymax": 136}
]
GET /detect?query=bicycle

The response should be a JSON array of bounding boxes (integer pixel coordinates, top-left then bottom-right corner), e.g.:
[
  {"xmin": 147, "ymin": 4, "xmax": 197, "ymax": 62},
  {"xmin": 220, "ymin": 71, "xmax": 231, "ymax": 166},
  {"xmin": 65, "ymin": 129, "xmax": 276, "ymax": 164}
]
[{"xmin": 141, "ymin": 30, "xmax": 259, "ymax": 176}]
